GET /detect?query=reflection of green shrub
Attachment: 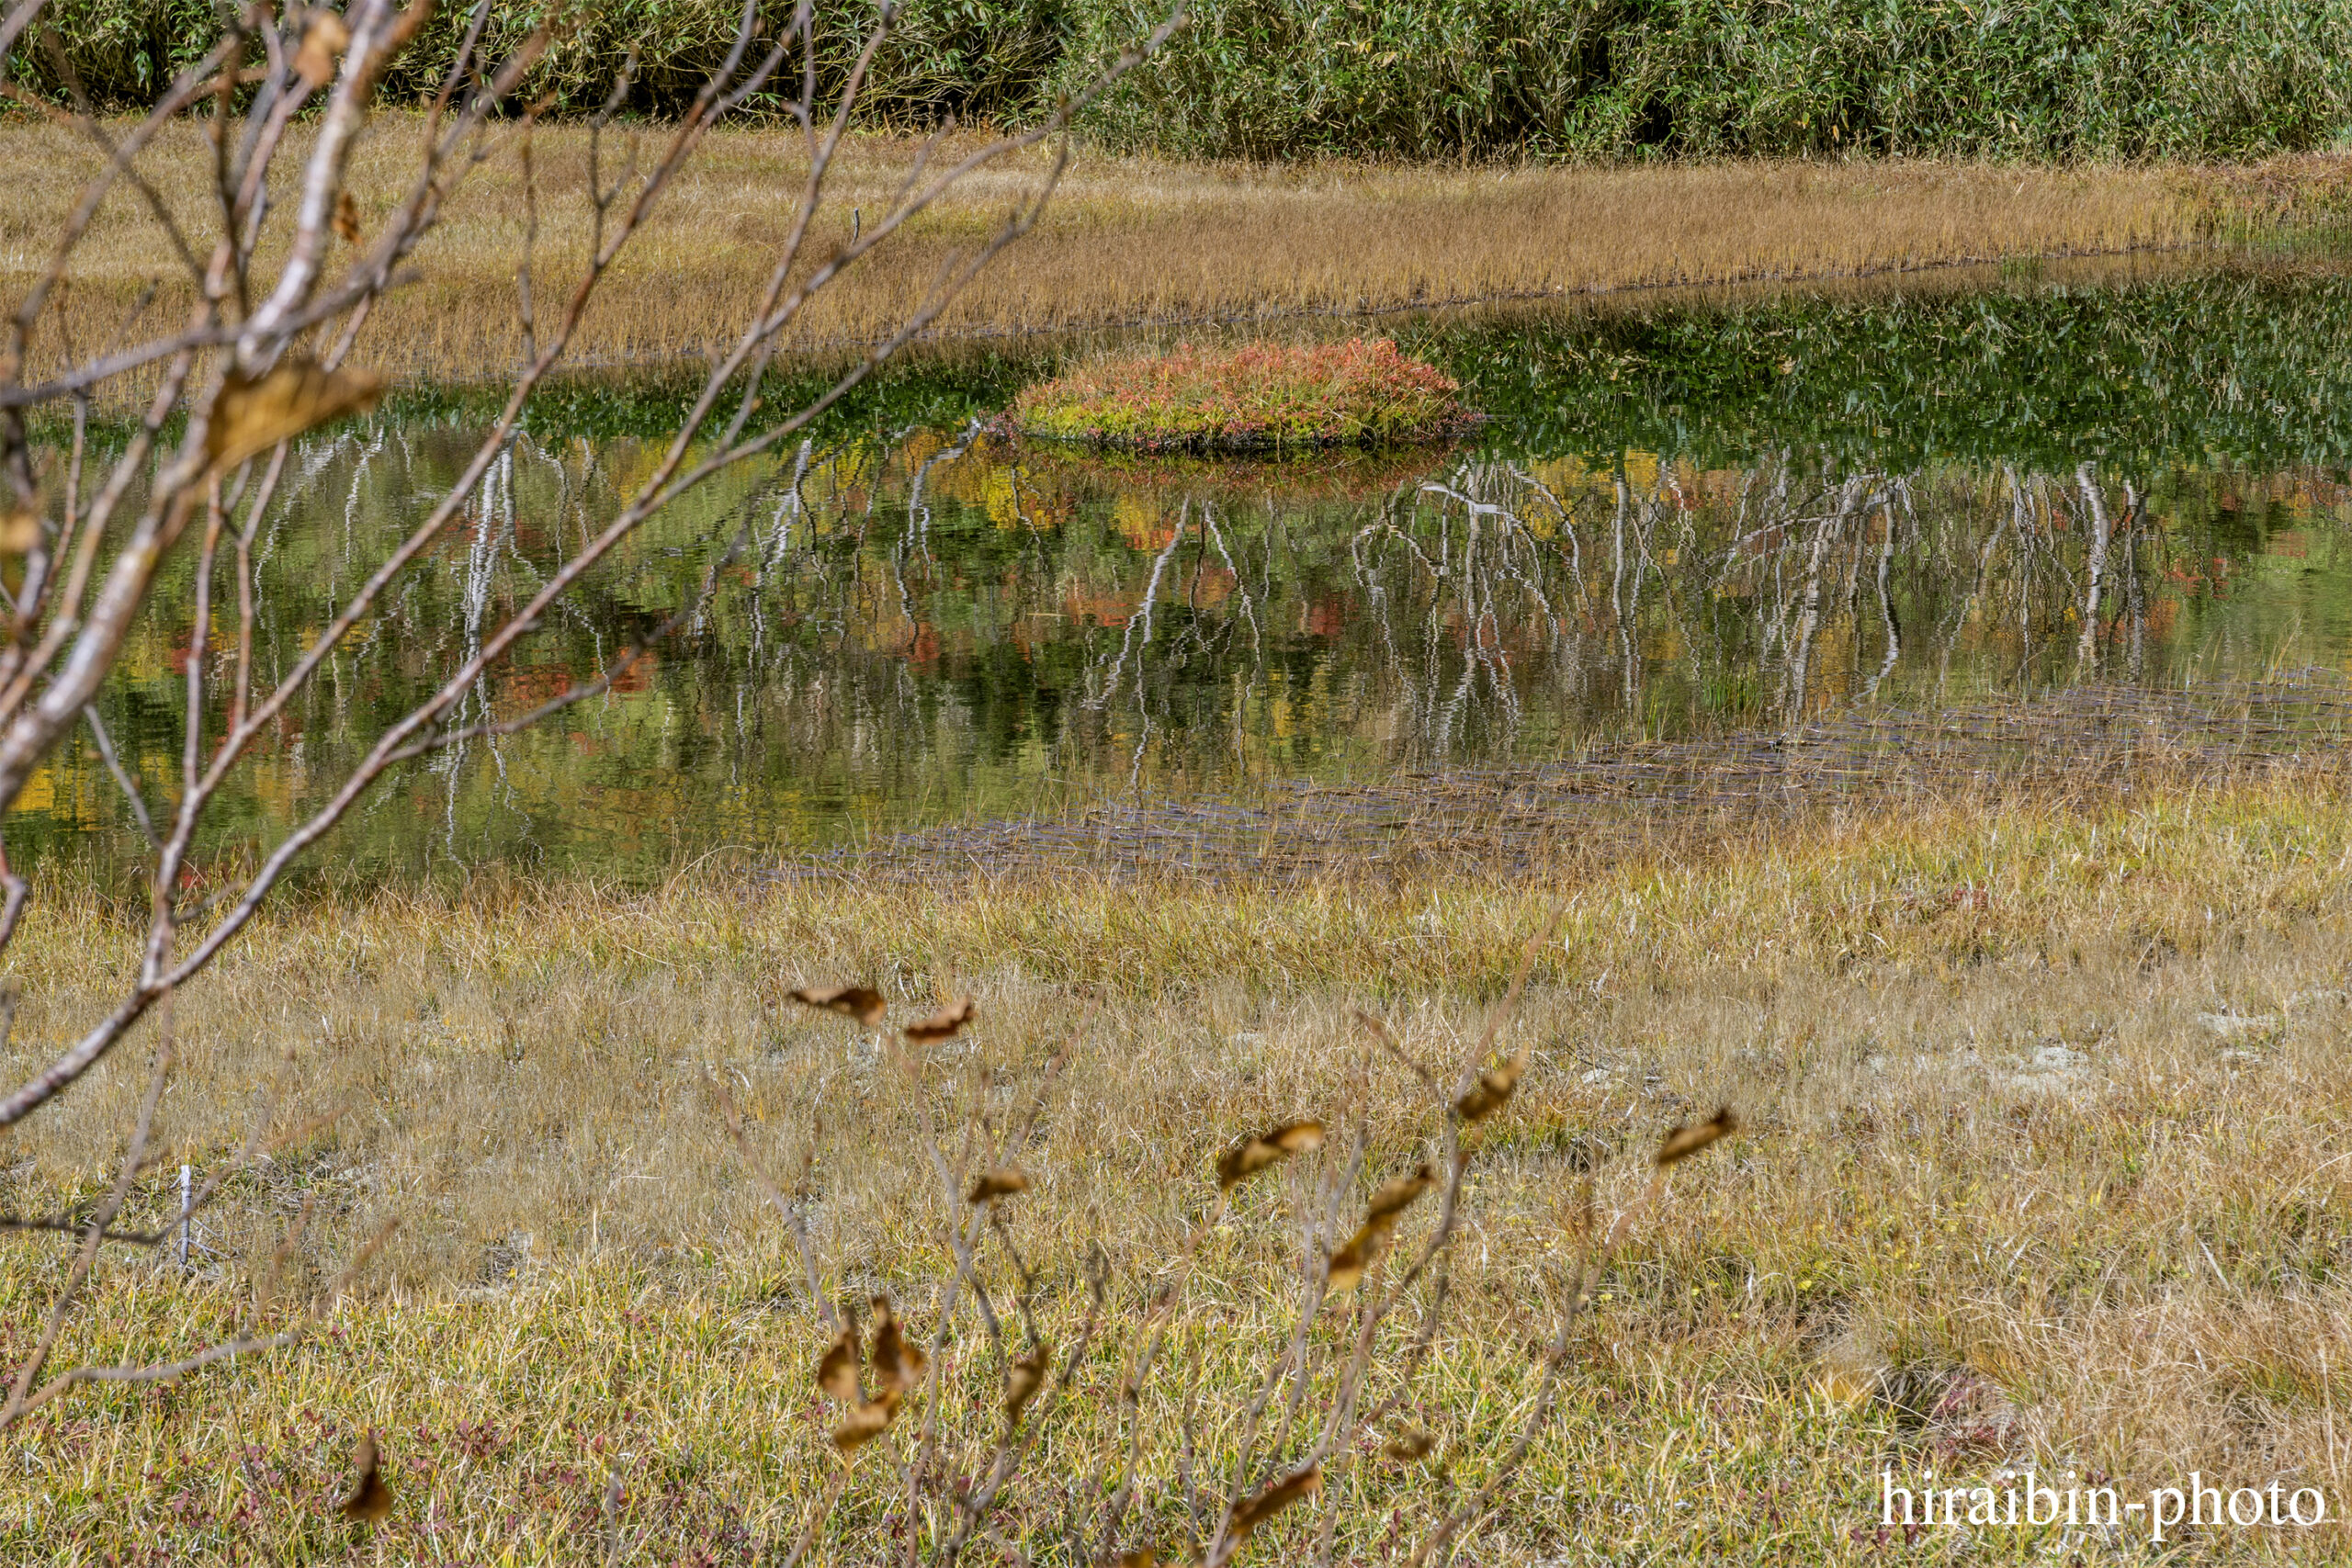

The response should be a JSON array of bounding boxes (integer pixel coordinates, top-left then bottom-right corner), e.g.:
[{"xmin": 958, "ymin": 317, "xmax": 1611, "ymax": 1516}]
[{"xmin": 1014, "ymin": 339, "xmax": 1472, "ymax": 451}]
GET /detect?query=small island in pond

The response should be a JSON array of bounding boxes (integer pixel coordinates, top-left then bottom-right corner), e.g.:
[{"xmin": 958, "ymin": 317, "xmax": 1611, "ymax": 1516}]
[{"xmin": 1012, "ymin": 337, "xmax": 1478, "ymax": 452}]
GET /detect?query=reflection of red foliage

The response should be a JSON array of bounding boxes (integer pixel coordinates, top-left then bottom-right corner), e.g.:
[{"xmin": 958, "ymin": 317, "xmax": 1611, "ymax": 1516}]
[
  {"xmin": 985, "ymin": 432, "xmax": 1458, "ymax": 508},
  {"xmin": 498, "ymin": 650, "xmax": 653, "ymax": 712},
  {"xmin": 168, "ymin": 635, "xmax": 226, "ymax": 675},
  {"xmin": 1303, "ymin": 595, "xmax": 1348, "ymax": 639},
  {"xmin": 501, "ymin": 666, "xmax": 573, "ymax": 709},
  {"xmin": 1062, "ymin": 585, "xmax": 1134, "ymax": 628},
  {"xmin": 609, "ymin": 651, "xmax": 654, "ymax": 694},
  {"xmin": 908, "ymin": 623, "xmax": 943, "ymax": 667}
]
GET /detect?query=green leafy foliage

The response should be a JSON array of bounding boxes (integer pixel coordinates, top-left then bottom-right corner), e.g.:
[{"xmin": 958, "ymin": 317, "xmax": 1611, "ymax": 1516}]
[
  {"xmin": 10, "ymin": 0, "xmax": 2352, "ymax": 158},
  {"xmin": 6, "ymin": 0, "xmax": 1077, "ymax": 122}
]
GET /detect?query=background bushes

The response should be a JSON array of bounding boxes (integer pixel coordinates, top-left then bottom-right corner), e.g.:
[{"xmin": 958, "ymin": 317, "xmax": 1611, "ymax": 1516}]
[{"xmin": 9, "ymin": 0, "xmax": 2352, "ymax": 159}]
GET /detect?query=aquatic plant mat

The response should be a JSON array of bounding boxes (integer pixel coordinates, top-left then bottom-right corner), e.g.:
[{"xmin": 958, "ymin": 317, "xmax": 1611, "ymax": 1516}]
[{"xmin": 792, "ymin": 675, "xmax": 2352, "ymax": 885}]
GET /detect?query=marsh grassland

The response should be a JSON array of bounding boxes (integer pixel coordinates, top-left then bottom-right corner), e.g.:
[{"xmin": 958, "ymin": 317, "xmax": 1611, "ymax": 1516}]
[
  {"xmin": 5, "ymin": 764, "xmax": 2350, "ymax": 1563},
  {"xmin": 3, "ymin": 117, "xmax": 2324, "ymax": 388},
  {"xmin": 6, "ymin": 49, "xmax": 2352, "ymax": 1562}
]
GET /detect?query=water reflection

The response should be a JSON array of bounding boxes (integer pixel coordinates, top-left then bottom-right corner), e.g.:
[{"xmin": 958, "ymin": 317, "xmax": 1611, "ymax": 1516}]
[{"xmin": 16, "ymin": 413, "xmax": 2351, "ymax": 879}]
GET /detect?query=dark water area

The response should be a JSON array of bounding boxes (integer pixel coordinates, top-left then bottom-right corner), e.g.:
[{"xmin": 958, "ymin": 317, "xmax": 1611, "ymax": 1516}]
[{"xmin": 17, "ymin": 264, "xmax": 2352, "ymax": 883}]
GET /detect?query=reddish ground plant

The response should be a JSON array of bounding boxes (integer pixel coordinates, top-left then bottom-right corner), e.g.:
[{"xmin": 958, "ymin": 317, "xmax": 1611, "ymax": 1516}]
[{"xmin": 1013, "ymin": 337, "xmax": 1476, "ymax": 451}]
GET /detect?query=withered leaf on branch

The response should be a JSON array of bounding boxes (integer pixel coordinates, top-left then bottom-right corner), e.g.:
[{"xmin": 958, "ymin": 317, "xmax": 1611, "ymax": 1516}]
[
  {"xmin": 1365, "ymin": 1162, "xmax": 1436, "ymax": 1220},
  {"xmin": 334, "ymin": 190, "xmax": 363, "ymax": 245},
  {"xmin": 868, "ymin": 1297, "xmax": 927, "ymax": 1397},
  {"xmin": 1215, "ymin": 1119, "xmax": 1324, "ymax": 1190},
  {"xmin": 1657, "ymin": 1106, "xmax": 1740, "ymax": 1167},
  {"xmin": 902, "ymin": 998, "xmax": 975, "ymax": 1043},
  {"xmin": 968, "ymin": 1167, "xmax": 1031, "ymax": 1205},
  {"xmin": 1004, "ymin": 1342, "xmax": 1050, "ymax": 1425},
  {"xmin": 1226, "ymin": 1464, "xmax": 1321, "ymax": 1548},
  {"xmin": 293, "ymin": 10, "xmax": 350, "ymax": 89},
  {"xmin": 788, "ymin": 985, "xmax": 886, "ymax": 1027},
  {"xmin": 1453, "ymin": 1048, "xmax": 1528, "ymax": 1122},
  {"xmin": 0, "ymin": 510, "xmax": 40, "ymax": 554},
  {"xmin": 207, "ymin": 359, "xmax": 385, "ymax": 474},
  {"xmin": 832, "ymin": 1393, "xmax": 899, "ymax": 1451},
  {"xmin": 340, "ymin": 1428, "xmax": 391, "ymax": 1524},
  {"xmin": 1325, "ymin": 1214, "xmax": 1396, "ymax": 1295},
  {"xmin": 816, "ymin": 1321, "xmax": 862, "ymax": 1405},
  {"xmin": 1382, "ymin": 1427, "xmax": 1437, "ymax": 1461}
]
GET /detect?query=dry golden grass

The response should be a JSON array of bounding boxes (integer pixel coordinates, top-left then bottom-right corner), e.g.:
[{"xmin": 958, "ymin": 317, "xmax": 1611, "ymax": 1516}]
[
  {"xmin": 4, "ymin": 773, "xmax": 2351, "ymax": 1561},
  {"xmin": 2, "ymin": 112, "xmax": 2314, "ymax": 386}
]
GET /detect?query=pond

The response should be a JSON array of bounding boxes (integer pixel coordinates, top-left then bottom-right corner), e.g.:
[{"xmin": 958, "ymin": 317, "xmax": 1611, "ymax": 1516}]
[{"xmin": 15, "ymin": 261, "xmax": 2352, "ymax": 884}]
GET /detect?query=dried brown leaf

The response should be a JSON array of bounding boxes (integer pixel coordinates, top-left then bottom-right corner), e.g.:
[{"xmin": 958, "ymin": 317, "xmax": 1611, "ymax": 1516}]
[
  {"xmin": 1453, "ymin": 1048, "xmax": 1527, "ymax": 1122},
  {"xmin": 1227, "ymin": 1464, "xmax": 1320, "ymax": 1546},
  {"xmin": 293, "ymin": 11, "xmax": 350, "ymax": 89},
  {"xmin": 0, "ymin": 510, "xmax": 40, "ymax": 554},
  {"xmin": 902, "ymin": 998, "xmax": 975, "ymax": 1043},
  {"xmin": 1657, "ymin": 1106, "xmax": 1740, "ymax": 1167},
  {"xmin": 1214, "ymin": 1119, "xmax": 1324, "ymax": 1189},
  {"xmin": 831, "ymin": 1393, "xmax": 899, "ymax": 1451},
  {"xmin": 816, "ymin": 1321, "xmax": 862, "ymax": 1405},
  {"xmin": 1004, "ymin": 1342, "xmax": 1050, "ymax": 1426},
  {"xmin": 1382, "ymin": 1427, "xmax": 1437, "ymax": 1461},
  {"xmin": 1114, "ymin": 1551, "xmax": 1161, "ymax": 1568},
  {"xmin": 1364, "ymin": 1162, "xmax": 1436, "ymax": 1220},
  {"xmin": 334, "ymin": 189, "xmax": 362, "ymax": 246},
  {"xmin": 1325, "ymin": 1214, "xmax": 1396, "ymax": 1294},
  {"xmin": 788, "ymin": 985, "xmax": 886, "ymax": 1027},
  {"xmin": 968, "ymin": 1167, "xmax": 1031, "ymax": 1204},
  {"xmin": 868, "ymin": 1297, "xmax": 927, "ymax": 1397},
  {"xmin": 340, "ymin": 1428, "xmax": 391, "ymax": 1524},
  {"xmin": 206, "ymin": 359, "xmax": 384, "ymax": 473}
]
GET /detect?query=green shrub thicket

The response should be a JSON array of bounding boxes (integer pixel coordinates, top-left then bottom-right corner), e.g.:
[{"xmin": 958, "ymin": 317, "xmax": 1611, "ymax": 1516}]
[{"xmin": 8, "ymin": 0, "xmax": 2352, "ymax": 159}]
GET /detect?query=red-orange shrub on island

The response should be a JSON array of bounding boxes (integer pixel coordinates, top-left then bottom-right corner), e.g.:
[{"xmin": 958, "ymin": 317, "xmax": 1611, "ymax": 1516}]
[{"xmin": 1012, "ymin": 337, "xmax": 1476, "ymax": 452}]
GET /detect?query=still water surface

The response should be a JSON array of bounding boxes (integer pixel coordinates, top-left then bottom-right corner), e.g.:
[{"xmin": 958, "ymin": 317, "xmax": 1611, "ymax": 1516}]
[{"xmin": 17, "ymin": 266, "xmax": 2352, "ymax": 880}]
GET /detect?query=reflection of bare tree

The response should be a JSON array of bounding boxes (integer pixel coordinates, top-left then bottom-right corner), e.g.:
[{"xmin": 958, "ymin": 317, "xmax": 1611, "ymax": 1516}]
[{"xmin": 39, "ymin": 421, "xmax": 2305, "ymax": 875}]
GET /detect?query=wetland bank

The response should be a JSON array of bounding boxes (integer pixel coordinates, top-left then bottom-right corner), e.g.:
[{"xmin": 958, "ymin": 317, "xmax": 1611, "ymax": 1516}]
[
  {"xmin": 8, "ymin": 26, "xmax": 2352, "ymax": 1562},
  {"xmin": 9, "ymin": 254, "xmax": 2352, "ymax": 1563}
]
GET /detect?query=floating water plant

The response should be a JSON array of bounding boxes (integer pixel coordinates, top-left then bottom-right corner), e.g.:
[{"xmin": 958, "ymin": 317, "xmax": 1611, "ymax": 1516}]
[{"xmin": 1013, "ymin": 337, "xmax": 1474, "ymax": 452}]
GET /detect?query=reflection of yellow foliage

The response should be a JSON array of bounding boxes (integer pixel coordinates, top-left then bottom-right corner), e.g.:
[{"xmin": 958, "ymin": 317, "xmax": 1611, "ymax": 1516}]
[
  {"xmin": 114, "ymin": 631, "xmax": 169, "ymax": 684},
  {"xmin": 984, "ymin": 466, "xmax": 1023, "ymax": 531},
  {"xmin": 928, "ymin": 446, "xmax": 990, "ymax": 508},
  {"xmin": 14, "ymin": 769, "xmax": 52, "ymax": 814},
  {"xmin": 1623, "ymin": 450, "xmax": 1660, "ymax": 491},
  {"xmin": 1114, "ymin": 492, "xmax": 1174, "ymax": 552},
  {"xmin": 613, "ymin": 440, "xmax": 670, "ymax": 501},
  {"xmin": 1527, "ymin": 456, "xmax": 1590, "ymax": 495},
  {"xmin": 897, "ymin": 428, "xmax": 944, "ymax": 470}
]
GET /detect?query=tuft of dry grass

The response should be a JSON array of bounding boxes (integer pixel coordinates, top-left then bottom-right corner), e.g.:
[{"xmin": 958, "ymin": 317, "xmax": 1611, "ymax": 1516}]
[
  {"xmin": 4, "ymin": 773, "xmax": 2352, "ymax": 1560},
  {"xmin": 5, "ymin": 114, "xmax": 2324, "ymax": 389}
]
